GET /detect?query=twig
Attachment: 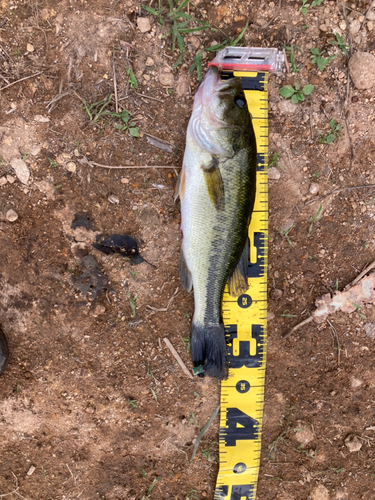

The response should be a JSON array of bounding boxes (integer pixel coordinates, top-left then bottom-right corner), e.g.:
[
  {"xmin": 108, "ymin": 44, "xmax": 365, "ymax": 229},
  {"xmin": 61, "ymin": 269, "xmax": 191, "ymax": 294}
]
[
  {"xmin": 259, "ymin": 0, "xmax": 282, "ymax": 30},
  {"xmin": 332, "ymin": 67, "xmax": 354, "ymax": 169},
  {"xmin": 143, "ymin": 131, "xmax": 173, "ymax": 147},
  {"xmin": 191, "ymin": 405, "xmax": 220, "ymax": 462},
  {"xmin": 113, "ymin": 60, "xmax": 118, "ymax": 114},
  {"xmin": 340, "ymin": 1, "xmax": 353, "ymax": 56},
  {"xmin": 349, "ymin": 259, "xmax": 375, "ymax": 287},
  {"xmin": 78, "ymin": 155, "xmax": 180, "ymax": 169},
  {"xmin": 147, "ymin": 287, "xmax": 180, "ymax": 312},
  {"xmin": 360, "ymin": 0, "xmax": 375, "ymax": 30},
  {"xmin": 282, "ymin": 47, "xmax": 290, "ymax": 74},
  {"xmin": 163, "ymin": 337, "xmax": 194, "ymax": 380},
  {"xmin": 305, "ymin": 183, "xmax": 375, "ymax": 205},
  {"xmin": 0, "ymin": 71, "xmax": 43, "ymax": 91},
  {"xmin": 134, "ymin": 91, "xmax": 164, "ymax": 103},
  {"xmin": 282, "ymin": 316, "xmax": 314, "ymax": 338}
]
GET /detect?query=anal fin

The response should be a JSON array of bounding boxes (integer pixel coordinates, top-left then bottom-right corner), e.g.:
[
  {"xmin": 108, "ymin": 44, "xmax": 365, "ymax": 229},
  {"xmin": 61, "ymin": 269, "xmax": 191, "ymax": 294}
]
[
  {"xmin": 202, "ymin": 157, "xmax": 224, "ymax": 211},
  {"xmin": 228, "ymin": 238, "xmax": 249, "ymax": 297},
  {"xmin": 174, "ymin": 167, "xmax": 186, "ymax": 202},
  {"xmin": 179, "ymin": 247, "xmax": 192, "ymax": 292}
]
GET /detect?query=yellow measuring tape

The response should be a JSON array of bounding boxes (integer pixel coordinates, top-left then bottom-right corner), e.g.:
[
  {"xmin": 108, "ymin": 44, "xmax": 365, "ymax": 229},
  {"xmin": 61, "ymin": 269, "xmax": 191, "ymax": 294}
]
[{"xmin": 214, "ymin": 69, "xmax": 269, "ymax": 500}]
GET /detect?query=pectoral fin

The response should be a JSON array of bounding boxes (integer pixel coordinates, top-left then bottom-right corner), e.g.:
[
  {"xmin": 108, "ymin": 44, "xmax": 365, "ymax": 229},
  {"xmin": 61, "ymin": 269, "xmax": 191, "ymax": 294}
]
[
  {"xmin": 179, "ymin": 247, "xmax": 192, "ymax": 292},
  {"xmin": 228, "ymin": 238, "xmax": 249, "ymax": 297},
  {"xmin": 174, "ymin": 167, "xmax": 186, "ymax": 202},
  {"xmin": 202, "ymin": 157, "xmax": 224, "ymax": 211}
]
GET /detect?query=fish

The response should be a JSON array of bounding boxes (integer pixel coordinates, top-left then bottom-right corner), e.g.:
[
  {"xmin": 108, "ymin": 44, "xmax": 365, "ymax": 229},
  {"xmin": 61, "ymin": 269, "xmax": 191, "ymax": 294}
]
[{"xmin": 175, "ymin": 66, "xmax": 257, "ymax": 379}]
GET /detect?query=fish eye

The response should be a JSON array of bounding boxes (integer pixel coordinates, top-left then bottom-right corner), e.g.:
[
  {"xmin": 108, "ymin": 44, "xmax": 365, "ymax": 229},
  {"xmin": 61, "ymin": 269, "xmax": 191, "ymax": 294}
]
[{"xmin": 234, "ymin": 95, "xmax": 246, "ymax": 108}]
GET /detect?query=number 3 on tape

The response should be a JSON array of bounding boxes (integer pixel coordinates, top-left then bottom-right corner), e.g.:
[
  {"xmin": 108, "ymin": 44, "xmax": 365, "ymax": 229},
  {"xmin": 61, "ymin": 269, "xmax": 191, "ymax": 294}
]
[{"xmin": 208, "ymin": 47, "xmax": 284, "ymax": 500}]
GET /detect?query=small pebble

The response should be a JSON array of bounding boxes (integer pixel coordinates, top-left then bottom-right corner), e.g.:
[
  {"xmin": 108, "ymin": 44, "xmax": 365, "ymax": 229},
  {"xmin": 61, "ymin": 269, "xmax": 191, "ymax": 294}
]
[
  {"xmin": 121, "ymin": 177, "xmax": 130, "ymax": 184},
  {"xmin": 267, "ymin": 311, "xmax": 275, "ymax": 321},
  {"xmin": 270, "ymin": 289, "xmax": 283, "ymax": 300},
  {"xmin": 309, "ymin": 183, "xmax": 319, "ymax": 195},
  {"xmin": 350, "ymin": 377, "xmax": 363, "ymax": 389},
  {"xmin": 10, "ymin": 157, "xmax": 30, "ymax": 184},
  {"xmin": 26, "ymin": 465, "xmax": 36, "ymax": 476},
  {"xmin": 368, "ymin": 20, "xmax": 374, "ymax": 31},
  {"xmin": 268, "ymin": 167, "xmax": 281, "ymax": 180},
  {"xmin": 34, "ymin": 115, "xmax": 50, "ymax": 123},
  {"xmin": 66, "ymin": 161, "xmax": 76, "ymax": 173},
  {"xmin": 348, "ymin": 52, "xmax": 375, "ymax": 90},
  {"xmin": 108, "ymin": 194, "xmax": 120, "ymax": 204},
  {"xmin": 310, "ymin": 484, "xmax": 329, "ymax": 500},
  {"xmin": 137, "ymin": 17, "xmax": 151, "ymax": 33},
  {"xmin": 159, "ymin": 72, "xmax": 174, "ymax": 86},
  {"xmin": 6, "ymin": 209, "xmax": 18, "ymax": 222},
  {"xmin": 319, "ymin": 24, "xmax": 328, "ymax": 32},
  {"xmin": 90, "ymin": 305, "xmax": 106, "ymax": 317},
  {"xmin": 26, "ymin": 43, "xmax": 34, "ymax": 52},
  {"xmin": 0, "ymin": 177, "xmax": 7, "ymax": 186},
  {"xmin": 366, "ymin": 10, "xmax": 375, "ymax": 21},
  {"xmin": 294, "ymin": 426, "xmax": 314, "ymax": 445},
  {"xmin": 145, "ymin": 57, "xmax": 154, "ymax": 66},
  {"xmin": 349, "ymin": 19, "xmax": 361, "ymax": 34},
  {"xmin": 345, "ymin": 434, "xmax": 362, "ymax": 452}
]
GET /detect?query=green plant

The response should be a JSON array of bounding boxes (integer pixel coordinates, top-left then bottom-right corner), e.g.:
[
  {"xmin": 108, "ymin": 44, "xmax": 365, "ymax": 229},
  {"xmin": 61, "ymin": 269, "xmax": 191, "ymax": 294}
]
[
  {"xmin": 281, "ymin": 310, "xmax": 297, "ymax": 318},
  {"xmin": 353, "ymin": 303, "xmax": 366, "ymax": 320},
  {"xmin": 319, "ymin": 119, "xmax": 342, "ymax": 144},
  {"xmin": 114, "ymin": 110, "xmax": 140, "ymax": 137},
  {"xmin": 150, "ymin": 388, "xmax": 158, "ymax": 402},
  {"xmin": 280, "ymin": 224, "xmax": 295, "ymax": 247},
  {"xmin": 127, "ymin": 291, "xmax": 137, "ymax": 316},
  {"xmin": 186, "ymin": 490, "xmax": 199, "ymax": 500},
  {"xmin": 128, "ymin": 399, "xmax": 138, "ymax": 407},
  {"xmin": 279, "ymin": 82, "xmax": 314, "ymax": 104},
  {"xmin": 190, "ymin": 19, "xmax": 249, "ymax": 80},
  {"xmin": 141, "ymin": 477, "xmax": 161, "ymax": 500},
  {"xmin": 48, "ymin": 158, "xmax": 58, "ymax": 167},
  {"xmin": 268, "ymin": 152, "xmax": 282, "ymax": 168},
  {"xmin": 300, "ymin": 0, "xmax": 323, "ymax": 15},
  {"xmin": 310, "ymin": 47, "xmax": 337, "ymax": 71},
  {"xmin": 294, "ymin": 444, "xmax": 316, "ymax": 459},
  {"xmin": 329, "ymin": 33, "xmax": 350, "ymax": 57},
  {"xmin": 181, "ymin": 337, "xmax": 191, "ymax": 353},
  {"xmin": 308, "ymin": 204, "xmax": 322, "ymax": 234},
  {"xmin": 127, "ymin": 68, "xmax": 139, "ymax": 89},
  {"xmin": 284, "ymin": 45, "xmax": 302, "ymax": 73},
  {"xmin": 187, "ymin": 411, "xmax": 196, "ymax": 425},
  {"xmin": 201, "ymin": 441, "xmax": 218, "ymax": 463}
]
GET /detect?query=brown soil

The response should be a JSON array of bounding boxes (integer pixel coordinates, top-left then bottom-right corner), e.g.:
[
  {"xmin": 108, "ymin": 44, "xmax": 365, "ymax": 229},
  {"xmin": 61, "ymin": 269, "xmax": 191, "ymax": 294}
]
[{"xmin": 0, "ymin": 1, "xmax": 375, "ymax": 499}]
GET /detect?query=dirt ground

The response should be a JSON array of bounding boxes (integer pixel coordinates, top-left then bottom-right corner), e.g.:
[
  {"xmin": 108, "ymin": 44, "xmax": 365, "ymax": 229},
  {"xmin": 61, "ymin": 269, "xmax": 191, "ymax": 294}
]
[{"xmin": 1, "ymin": 0, "xmax": 375, "ymax": 499}]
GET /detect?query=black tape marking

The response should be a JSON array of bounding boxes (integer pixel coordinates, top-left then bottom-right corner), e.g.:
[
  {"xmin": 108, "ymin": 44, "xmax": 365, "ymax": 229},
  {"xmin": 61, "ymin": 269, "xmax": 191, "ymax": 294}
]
[
  {"xmin": 248, "ymin": 232, "xmax": 266, "ymax": 279},
  {"xmin": 237, "ymin": 294, "xmax": 252, "ymax": 308},
  {"xmin": 226, "ymin": 324, "xmax": 265, "ymax": 369},
  {"xmin": 257, "ymin": 152, "xmax": 266, "ymax": 172},
  {"xmin": 222, "ymin": 71, "xmax": 266, "ymax": 92},
  {"xmin": 214, "ymin": 484, "xmax": 255, "ymax": 500},
  {"xmin": 221, "ymin": 407, "xmax": 259, "ymax": 446}
]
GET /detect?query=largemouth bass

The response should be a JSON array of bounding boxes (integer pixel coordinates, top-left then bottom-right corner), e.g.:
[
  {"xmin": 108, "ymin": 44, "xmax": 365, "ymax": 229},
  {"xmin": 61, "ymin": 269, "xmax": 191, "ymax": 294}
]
[{"xmin": 176, "ymin": 66, "xmax": 257, "ymax": 379}]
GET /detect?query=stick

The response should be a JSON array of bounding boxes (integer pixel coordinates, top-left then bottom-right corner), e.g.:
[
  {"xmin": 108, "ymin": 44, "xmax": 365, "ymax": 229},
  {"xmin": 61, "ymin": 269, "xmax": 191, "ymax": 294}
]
[
  {"xmin": 78, "ymin": 156, "xmax": 180, "ymax": 169},
  {"xmin": 259, "ymin": 0, "xmax": 282, "ymax": 30},
  {"xmin": 113, "ymin": 60, "xmax": 118, "ymax": 114},
  {"xmin": 332, "ymin": 68, "xmax": 353, "ymax": 167},
  {"xmin": 0, "ymin": 71, "xmax": 43, "ymax": 91},
  {"xmin": 305, "ymin": 183, "xmax": 375, "ymax": 205},
  {"xmin": 282, "ymin": 316, "xmax": 314, "ymax": 339},
  {"xmin": 360, "ymin": 0, "xmax": 375, "ymax": 30},
  {"xmin": 134, "ymin": 91, "xmax": 164, "ymax": 103},
  {"xmin": 349, "ymin": 259, "xmax": 375, "ymax": 287},
  {"xmin": 163, "ymin": 338, "xmax": 194, "ymax": 380},
  {"xmin": 191, "ymin": 405, "xmax": 220, "ymax": 462}
]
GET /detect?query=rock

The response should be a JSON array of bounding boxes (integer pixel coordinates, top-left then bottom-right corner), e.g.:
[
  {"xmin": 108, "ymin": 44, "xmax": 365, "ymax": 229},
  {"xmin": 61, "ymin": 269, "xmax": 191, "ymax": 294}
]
[
  {"xmin": 350, "ymin": 377, "xmax": 363, "ymax": 389},
  {"xmin": 364, "ymin": 322, "xmax": 375, "ymax": 339},
  {"xmin": 310, "ymin": 485, "xmax": 329, "ymax": 500},
  {"xmin": 319, "ymin": 24, "xmax": 328, "ymax": 32},
  {"xmin": 344, "ymin": 434, "xmax": 362, "ymax": 452},
  {"xmin": 268, "ymin": 167, "xmax": 281, "ymax": 180},
  {"xmin": 368, "ymin": 21, "xmax": 374, "ymax": 31},
  {"xmin": 176, "ymin": 74, "xmax": 189, "ymax": 96},
  {"xmin": 267, "ymin": 311, "xmax": 275, "ymax": 321},
  {"xmin": 145, "ymin": 57, "xmax": 154, "ymax": 66},
  {"xmin": 349, "ymin": 52, "xmax": 375, "ymax": 90},
  {"xmin": 10, "ymin": 158, "xmax": 30, "ymax": 184},
  {"xmin": 159, "ymin": 72, "xmax": 174, "ymax": 87},
  {"xmin": 90, "ymin": 305, "xmax": 106, "ymax": 317},
  {"xmin": 187, "ymin": 35, "xmax": 200, "ymax": 49},
  {"xmin": 367, "ymin": 10, "xmax": 375, "ymax": 21},
  {"xmin": 137, "ymin": 17, "xmax": 151, "ymax": 33},
  {"xmin": 6, "ymin": 209, "xmax": 18, "ymax": 222},
  {"xmin": 26, "ymin": 43, "xmax": 34, "ymax": 52},
  {"xmin": 281, "ymin": 219, "xmax": 294, "ymax": 233},
  {"xmin": 66, "ymin": 161, "xmax": 76, "ymax": 173},
  {"xmin": 294, "ymin": 426, "xmax": 314, "ymax": 445},
  {"xmin": 334, "ymin": 490, "xmax": 348, "ymax": 500},
  {"xmin": 6, "ymin": 175, "xmax": 15, "ymax": 184},
  {"xmin": 31, "ymin": 144, "xmax": 41, "ymax": 156},
  {"xmin": 309, "ymin": 183, "xmax": 319, "ymax": 195},
  {"xmin": 34, "ymin": 180, "xmax": 55, "ymax": 199},
  {"xmin": 270, "ymin": 289, "xmax": 283, "ymax": 300},
  {"xmin": 34, "ymin": 115, "xmax": 50, "ymax": 123},
  {"xmin": 278, "ymin": 100, "xmax": 298, "ymax": 114},
  {"xmin": 108, "ymin": 194, "xmax": 119, "ymax": 204},
  {"xmin": 349, "ymin": 19, "xmax": 361, "ymax": 34},
  {"xmin": 121, "ymin": 178, "xmax": 130, "ymax": 184},
  {"xmin": 0, "ymin": 177, "xmax": 7, "ymax": 186}
]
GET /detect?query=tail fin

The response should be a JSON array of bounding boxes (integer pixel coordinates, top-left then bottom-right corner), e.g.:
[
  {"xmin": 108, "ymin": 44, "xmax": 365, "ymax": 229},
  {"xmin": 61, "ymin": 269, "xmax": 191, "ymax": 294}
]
[{"xmin": 191, "ymin": 323, "xmax": 228, "ymax": 379}]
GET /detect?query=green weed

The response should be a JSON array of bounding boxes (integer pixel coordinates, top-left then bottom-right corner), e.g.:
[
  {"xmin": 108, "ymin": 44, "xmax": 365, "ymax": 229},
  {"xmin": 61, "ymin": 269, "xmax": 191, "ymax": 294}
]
[
  {"xmin": 127, "ymin": 68, "xmax": 139, "ymax": 89},
  {"xmin": 128, "ymin": 399, "xmax": 138, "ymax": 407},
  {"xmin": 329, "ymin": 33, "xmax": 350, "ymax": 57},
  {"xmin": 48, "ymin": 158, "xmax": 58, "ymax": 167},
  {"xmin": 281, "ymin": 310, "xmax": 297, "ymax": 318},
  {"xmin": 319, "ymin": 118, "xmax": 342, "ymax": 144},
  {"xmin": 201, "ymin": 441, "xmax": 218, "ymax": 463},
  {"xmin": 310, "ymin": 47, "xmax": 337, "ymax": 71},
  {"xmin": 300, "ymin": 0, "xmax": 323, "ymax": 15},
  {"xmin": 284, "ymin": 44, "xmax": 302, "ymax": 73},
  {"xmin": 127, "ymin": 291, "xmax": 137, "ymax": 317},
  {"xmin": 150, "ymin": 388, "xmax": 158, "ymax": 402},
  {"xmin": 186, "ymin": 490, "xmax": 199, "ymax": 500},
  {"xmin": 181, "ymin": 337, "xmax": 191, "ymax": 353},
  {"xmin": 268, "ymin": 151, "xmax": 282, "ymax": 168},
  {"xmin": 308, "ymin": 204, "xmax": 322, "ymax": 234},
  {"xmin": 280, "ymin": 224, "xmax": 295, "ymax": 247},
  {"xmin": 279, "ymin": 82, "xmax": 314, "ymax": 104}
]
